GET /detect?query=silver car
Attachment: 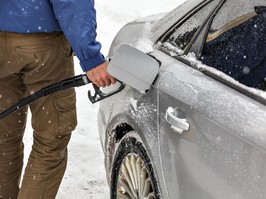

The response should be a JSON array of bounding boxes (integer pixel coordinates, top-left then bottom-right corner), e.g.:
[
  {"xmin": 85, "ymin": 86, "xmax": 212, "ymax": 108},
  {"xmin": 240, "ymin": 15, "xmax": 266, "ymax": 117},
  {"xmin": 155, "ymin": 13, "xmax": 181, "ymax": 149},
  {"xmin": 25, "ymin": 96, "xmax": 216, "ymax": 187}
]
[{"xmin": 98, "ymin": 0, "xmax": 266, "ymax": 198}]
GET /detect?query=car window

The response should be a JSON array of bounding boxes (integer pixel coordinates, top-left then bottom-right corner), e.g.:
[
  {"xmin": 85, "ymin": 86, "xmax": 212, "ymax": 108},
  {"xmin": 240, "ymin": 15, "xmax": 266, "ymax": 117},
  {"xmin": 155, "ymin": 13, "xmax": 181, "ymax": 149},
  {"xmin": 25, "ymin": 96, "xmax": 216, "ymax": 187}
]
[
  {"xmin": 162, "ymin": 0, "xmax": 220, "ymax": 53},
  {"xmin": 201, "ymin": 0, "xmax": 266, "ymax": 90}
]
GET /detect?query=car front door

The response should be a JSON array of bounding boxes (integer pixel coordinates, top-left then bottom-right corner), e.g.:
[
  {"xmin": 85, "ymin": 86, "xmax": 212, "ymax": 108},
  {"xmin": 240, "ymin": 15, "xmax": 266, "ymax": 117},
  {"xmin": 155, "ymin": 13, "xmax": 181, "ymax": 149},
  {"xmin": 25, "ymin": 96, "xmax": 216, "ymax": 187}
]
[{"xmin": 156, "ymin": 0, "xmax": 266, "ymax": 198}]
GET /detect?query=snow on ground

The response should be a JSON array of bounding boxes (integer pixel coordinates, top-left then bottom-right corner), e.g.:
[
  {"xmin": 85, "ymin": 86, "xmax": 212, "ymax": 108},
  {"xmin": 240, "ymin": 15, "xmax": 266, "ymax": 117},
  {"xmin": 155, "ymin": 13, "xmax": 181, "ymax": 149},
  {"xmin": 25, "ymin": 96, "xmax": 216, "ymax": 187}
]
[{"xmin": 23, "ymin": 0, "xmax": 181, "ymax": 198}]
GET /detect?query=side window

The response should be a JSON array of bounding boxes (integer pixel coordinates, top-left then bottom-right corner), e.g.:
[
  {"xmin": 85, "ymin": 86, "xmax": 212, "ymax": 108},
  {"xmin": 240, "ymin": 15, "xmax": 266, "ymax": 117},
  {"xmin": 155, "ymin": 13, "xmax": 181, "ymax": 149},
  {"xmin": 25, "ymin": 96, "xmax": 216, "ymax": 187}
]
[
  {"xmin": 162, "ymin": 0, "xmax": 220, "ymax": 53},
  {"xmin": 201, "ymin": 0, "xmax": 266, "ymax": 89}
]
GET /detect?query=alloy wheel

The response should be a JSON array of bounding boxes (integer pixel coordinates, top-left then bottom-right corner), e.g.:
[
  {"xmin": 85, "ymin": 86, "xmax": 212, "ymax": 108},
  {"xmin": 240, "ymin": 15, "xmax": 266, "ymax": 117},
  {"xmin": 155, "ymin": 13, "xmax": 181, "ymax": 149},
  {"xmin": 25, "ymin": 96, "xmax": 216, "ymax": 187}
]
[{"xmin": 116, "ymin": 153, "xmax": 155, "ymax": 199}]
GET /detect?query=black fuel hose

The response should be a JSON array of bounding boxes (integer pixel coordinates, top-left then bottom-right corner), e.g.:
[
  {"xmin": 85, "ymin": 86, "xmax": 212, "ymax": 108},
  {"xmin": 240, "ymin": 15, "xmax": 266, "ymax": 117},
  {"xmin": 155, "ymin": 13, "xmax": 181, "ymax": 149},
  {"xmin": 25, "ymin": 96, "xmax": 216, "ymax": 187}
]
[{"xmin": 0, "ymin": 74, "xmax": 90, "ymax": 119}]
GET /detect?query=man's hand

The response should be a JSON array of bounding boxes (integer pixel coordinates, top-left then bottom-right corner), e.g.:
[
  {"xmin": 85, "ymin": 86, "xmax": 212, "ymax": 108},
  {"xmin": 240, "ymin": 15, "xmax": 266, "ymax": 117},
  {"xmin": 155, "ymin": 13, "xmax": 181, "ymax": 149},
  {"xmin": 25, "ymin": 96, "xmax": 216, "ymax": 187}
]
[{"xmin": 86, "ymin": 61, "xmax": 117, "ymax": 87}]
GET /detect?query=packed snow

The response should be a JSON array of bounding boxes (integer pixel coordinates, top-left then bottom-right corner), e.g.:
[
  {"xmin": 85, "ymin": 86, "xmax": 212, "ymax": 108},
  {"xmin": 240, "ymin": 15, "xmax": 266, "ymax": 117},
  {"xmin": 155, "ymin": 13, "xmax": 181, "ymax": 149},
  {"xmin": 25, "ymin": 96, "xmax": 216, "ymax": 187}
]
[{"xmin": 22, "ymin": 0, "xmax": 181, "ymax": 198}]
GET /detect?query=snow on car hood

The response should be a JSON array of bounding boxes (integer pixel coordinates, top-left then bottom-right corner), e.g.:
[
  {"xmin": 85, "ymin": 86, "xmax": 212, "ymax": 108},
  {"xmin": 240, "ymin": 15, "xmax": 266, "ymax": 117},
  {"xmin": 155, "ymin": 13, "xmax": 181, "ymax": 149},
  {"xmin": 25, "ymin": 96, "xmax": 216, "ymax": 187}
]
[
  {"xmin": 108, "ymin": 14, "xmax": 165, "ymax": 57},
  {"xmin": 134, "ymin": 13, "xmax": 167, "ymax": 23}
]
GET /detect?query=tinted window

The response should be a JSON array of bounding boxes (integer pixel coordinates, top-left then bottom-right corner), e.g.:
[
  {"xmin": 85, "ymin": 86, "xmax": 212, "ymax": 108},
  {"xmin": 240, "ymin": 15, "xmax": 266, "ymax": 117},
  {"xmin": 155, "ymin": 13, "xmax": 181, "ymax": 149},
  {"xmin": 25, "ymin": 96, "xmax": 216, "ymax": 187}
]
[{"xmin": 202, "ymin": 0, "xmax": 266, "ymax": 89}]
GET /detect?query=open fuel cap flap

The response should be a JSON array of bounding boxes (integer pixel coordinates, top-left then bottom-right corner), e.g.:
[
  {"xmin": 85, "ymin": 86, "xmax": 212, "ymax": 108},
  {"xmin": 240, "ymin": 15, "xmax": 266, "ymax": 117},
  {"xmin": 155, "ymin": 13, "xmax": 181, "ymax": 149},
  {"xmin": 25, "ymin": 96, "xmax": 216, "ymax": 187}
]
[{"xmin": 108, "ymin": 44, "xmax": 160, "ymax": 91}]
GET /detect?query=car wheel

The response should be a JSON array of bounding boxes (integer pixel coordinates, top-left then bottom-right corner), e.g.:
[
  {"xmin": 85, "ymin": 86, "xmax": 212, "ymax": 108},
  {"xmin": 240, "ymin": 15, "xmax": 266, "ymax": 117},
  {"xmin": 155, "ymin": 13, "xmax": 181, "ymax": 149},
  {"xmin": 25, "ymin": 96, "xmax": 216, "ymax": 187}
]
[{"xmin": 110, "ymin": 134, "xmax": 160, "ymax": 199}]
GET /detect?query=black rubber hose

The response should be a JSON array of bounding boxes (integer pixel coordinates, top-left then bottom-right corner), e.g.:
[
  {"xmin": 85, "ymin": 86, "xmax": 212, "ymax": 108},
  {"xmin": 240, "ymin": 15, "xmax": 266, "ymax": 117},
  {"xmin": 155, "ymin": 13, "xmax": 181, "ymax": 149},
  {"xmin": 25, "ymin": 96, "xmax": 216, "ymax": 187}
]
[{"xmin": 0, "ymin": 74, "xmax": 90, "ymax": 119}]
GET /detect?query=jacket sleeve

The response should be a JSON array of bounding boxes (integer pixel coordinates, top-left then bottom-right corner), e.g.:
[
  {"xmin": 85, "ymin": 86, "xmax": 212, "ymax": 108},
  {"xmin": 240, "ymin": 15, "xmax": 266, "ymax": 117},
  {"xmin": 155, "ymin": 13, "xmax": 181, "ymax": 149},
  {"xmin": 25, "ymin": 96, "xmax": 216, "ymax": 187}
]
[{"xmin": 49, "ymin": 0, "xmax": 105, "ymax": 72}]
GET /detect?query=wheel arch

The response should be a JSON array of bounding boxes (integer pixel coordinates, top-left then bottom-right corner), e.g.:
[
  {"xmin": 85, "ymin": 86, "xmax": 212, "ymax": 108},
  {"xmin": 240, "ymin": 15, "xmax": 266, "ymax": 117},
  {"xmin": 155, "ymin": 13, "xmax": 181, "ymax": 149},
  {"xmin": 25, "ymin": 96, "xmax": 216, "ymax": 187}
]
[
  {"xmin": 104, "ymin": 118, "xmax": 155, "ymax": 183},
  {"xmin": 104, "ymin": 121, "xmax": 136, "ymax": 184}
]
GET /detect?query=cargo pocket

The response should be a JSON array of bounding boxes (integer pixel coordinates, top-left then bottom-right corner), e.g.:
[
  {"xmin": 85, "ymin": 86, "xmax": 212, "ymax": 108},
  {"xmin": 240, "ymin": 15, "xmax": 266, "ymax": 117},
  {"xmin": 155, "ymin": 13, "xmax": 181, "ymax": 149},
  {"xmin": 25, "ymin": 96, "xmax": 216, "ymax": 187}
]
[{"xmin": 54, "ymin": 90, "xmax": 77, "ymax": 138}]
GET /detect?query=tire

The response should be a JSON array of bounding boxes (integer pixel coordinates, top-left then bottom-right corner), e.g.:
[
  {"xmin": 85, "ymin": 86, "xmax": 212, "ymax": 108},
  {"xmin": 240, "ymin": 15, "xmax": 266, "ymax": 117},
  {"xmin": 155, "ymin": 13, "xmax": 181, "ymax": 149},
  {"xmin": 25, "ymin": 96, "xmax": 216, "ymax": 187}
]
[{"xmin": 110, "ymin": 134, "xmax": 160, "ymax": 199}]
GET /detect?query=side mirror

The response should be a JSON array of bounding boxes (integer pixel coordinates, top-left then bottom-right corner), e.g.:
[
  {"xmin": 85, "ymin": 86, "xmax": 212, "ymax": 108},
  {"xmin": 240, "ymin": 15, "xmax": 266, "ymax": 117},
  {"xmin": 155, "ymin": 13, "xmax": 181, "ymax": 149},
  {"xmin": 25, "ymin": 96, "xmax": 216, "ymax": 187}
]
[{"xmin": 108, "ymin": 44, "xmax": 160, "ymax": 92}]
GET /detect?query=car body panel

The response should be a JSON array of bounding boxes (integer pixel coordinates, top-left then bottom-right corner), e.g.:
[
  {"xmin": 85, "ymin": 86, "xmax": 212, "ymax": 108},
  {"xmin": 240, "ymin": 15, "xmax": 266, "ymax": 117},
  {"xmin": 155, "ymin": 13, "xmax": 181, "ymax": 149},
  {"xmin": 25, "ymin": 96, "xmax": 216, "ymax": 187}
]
[
  {"xmin": 98, "ymin": 50, "xmax": 177, "ymax": 198},
  {"xmin": 98, "ymin": 85, "xmax": 167, "ymax": 196}
]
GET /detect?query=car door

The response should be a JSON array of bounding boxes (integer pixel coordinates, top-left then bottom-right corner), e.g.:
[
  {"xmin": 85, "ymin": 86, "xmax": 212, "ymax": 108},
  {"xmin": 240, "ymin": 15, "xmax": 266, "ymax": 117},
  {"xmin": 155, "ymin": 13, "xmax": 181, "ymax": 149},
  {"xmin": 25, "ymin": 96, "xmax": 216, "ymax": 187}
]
[{"xmin": 156, "ymin": 0, "xmax": 266, "ymax": 198}]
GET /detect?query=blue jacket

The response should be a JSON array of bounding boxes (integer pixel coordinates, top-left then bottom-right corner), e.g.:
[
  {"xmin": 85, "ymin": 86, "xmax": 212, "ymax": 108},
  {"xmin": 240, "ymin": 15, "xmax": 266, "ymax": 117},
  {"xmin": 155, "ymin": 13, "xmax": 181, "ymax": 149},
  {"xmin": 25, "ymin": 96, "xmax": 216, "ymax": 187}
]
[{"xmin": 0, "ymin": 0, "xmax": 105, "ymax": 72}]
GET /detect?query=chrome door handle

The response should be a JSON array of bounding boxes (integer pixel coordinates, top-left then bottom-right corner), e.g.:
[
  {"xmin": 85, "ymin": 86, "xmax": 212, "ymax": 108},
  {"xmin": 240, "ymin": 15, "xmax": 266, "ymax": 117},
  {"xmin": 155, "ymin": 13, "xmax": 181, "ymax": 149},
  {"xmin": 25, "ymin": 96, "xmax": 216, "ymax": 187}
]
[{"xmin": 165, "ymin": 107, "xmax": 190, "ymax": 134}]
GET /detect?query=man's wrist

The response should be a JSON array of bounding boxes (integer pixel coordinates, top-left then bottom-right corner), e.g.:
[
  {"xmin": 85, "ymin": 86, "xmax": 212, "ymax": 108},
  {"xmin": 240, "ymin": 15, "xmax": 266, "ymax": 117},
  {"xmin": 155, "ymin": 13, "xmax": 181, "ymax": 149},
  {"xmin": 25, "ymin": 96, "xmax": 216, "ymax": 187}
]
[{"xmin": 80, "ymin": 53, "xmax": 106, "ymax": 72}]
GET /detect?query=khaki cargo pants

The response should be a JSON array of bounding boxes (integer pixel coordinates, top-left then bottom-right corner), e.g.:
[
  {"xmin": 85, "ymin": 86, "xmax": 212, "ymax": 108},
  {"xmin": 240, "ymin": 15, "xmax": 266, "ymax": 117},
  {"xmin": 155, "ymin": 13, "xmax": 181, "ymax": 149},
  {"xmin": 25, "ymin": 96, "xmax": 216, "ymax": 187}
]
[{"xmin": 0, "ymin": 32, "xmax": 77, "ymax": 199}]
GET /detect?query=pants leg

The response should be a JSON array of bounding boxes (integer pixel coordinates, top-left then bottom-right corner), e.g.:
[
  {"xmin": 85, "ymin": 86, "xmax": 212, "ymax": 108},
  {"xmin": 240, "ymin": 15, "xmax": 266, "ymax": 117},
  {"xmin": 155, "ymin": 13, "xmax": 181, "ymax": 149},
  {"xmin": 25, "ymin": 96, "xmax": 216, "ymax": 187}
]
[
  {"xmin": 0, "ymin": 32, "xmax": 77, "ymax": 199},
  {"xmin": 18, "ymin": 87, "xmax": 77, "ymax": 199},
  {"xmin": 0, "ymin": 75, "xmax": 27, "ymax": 199}
]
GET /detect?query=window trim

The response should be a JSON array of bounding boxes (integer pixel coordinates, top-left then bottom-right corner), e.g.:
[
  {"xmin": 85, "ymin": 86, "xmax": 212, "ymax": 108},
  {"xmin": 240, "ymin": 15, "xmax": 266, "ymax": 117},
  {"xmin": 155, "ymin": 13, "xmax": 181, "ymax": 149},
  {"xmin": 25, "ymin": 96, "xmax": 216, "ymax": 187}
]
[{"xmin": 185, "ymin": 0, "xmax": 227, "ymax": 58}]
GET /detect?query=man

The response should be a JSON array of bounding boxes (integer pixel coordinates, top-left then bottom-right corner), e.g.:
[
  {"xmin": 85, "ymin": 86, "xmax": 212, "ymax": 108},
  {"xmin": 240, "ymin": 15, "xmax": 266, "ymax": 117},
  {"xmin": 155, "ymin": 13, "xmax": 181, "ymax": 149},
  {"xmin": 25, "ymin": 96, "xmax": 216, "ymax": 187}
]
[{"xmin": 0, "ymin": 0, "xmax": 116, "ymax": 198}]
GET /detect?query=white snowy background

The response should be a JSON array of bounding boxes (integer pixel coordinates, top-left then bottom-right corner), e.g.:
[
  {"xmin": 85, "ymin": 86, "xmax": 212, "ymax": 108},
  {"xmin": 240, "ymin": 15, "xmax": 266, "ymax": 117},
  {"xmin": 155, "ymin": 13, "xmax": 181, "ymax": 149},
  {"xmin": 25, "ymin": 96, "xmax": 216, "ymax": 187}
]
[{"xmin": 23, "ymin": 0, "xmax": 183, "ymax": 198}]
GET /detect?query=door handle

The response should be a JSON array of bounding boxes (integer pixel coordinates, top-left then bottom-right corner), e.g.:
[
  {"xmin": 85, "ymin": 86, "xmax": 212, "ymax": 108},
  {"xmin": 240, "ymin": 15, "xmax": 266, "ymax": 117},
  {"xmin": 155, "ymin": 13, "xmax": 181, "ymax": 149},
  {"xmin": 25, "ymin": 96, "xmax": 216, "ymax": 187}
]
[{"xmin": 165, "ymin": 107, "xmax": 190, "ymax": 134}]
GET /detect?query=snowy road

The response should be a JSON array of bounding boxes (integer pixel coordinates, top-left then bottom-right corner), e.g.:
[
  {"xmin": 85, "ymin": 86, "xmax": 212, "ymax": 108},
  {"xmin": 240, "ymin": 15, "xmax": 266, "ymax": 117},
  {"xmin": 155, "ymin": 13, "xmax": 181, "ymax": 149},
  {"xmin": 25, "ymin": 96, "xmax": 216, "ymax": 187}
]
[{"xmin": 23, "ymin": 0, "xmax": 181, "ymax": 198}]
